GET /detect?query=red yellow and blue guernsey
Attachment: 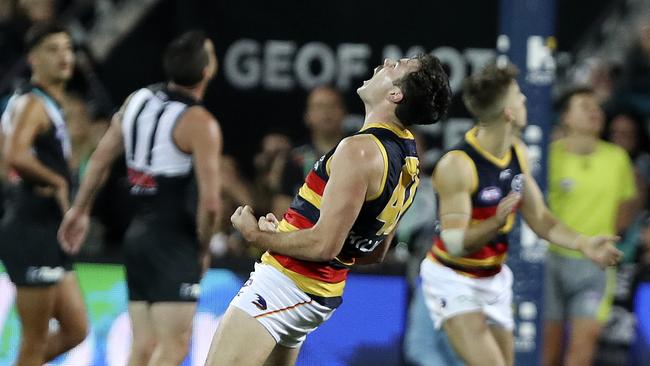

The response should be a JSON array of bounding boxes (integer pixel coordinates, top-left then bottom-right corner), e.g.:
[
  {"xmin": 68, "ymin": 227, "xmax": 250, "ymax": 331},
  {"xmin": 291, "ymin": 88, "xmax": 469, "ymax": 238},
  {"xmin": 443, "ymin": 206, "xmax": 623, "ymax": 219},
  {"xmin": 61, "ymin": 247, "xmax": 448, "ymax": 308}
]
[
  {"xmin": 427, "ymin": 127, "xmax": 528, "ymax": 278},
  {"xmin": 261, "ymin": 123, "xmax": 419, "ymax": 308}
]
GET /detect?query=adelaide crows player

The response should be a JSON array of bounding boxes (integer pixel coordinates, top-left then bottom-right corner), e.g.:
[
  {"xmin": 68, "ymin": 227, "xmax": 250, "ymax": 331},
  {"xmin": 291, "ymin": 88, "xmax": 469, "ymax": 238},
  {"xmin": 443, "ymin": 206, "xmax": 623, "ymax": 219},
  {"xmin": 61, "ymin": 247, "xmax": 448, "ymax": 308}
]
[
  {"xmin": 420, "ymin": 63, "xmax": 622, "ymax": 366},
  {"xmin": 206, "ymin": 54, "xmax": 452, "ymax": 366}
]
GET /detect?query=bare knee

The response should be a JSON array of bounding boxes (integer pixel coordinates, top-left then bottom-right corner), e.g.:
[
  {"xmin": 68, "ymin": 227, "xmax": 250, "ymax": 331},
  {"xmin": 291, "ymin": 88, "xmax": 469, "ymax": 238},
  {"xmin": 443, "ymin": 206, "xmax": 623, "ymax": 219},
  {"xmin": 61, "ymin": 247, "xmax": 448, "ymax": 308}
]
[
  {"xmin": 156, "ymin": 333, "xmax": 192, "ymax": 362},
  {"xmin": 444, "ymin": 316, "xmax": 506, "ymax": 366},
  {"xmin": 131, "ymin": 336, "xmax": 157, "ymax": 361}
]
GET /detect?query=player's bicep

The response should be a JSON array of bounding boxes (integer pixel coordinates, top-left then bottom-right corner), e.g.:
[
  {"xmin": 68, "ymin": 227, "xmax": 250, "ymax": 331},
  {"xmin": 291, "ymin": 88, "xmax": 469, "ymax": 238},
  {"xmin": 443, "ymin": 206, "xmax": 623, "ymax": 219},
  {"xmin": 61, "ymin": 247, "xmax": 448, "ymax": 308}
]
[
  {"xmin": 313, "ymin": 139, "xmax": 377, "ymax": 254},
  {"xmin": 433, "ymin": 153, "xmax": 474, "ymax": 230},
  {"xmin": 6, "ymin": 96, "xmax": 47, "ymax": 159},
  {"xmin": 188, "ymin": 114, "xmax": 222, "ymax": 205},
  {"xmin": 91, "ymin": 114, "xmax": 125, "ymax": 164}
]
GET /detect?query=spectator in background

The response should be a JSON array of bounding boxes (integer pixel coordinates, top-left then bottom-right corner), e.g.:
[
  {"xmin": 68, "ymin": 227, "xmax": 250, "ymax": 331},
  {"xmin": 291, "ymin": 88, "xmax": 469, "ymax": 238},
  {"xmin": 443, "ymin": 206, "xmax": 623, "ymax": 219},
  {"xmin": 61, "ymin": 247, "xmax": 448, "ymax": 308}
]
[
  {"xmin": 252, "ymin": 132, "xmax": 291, "ymax": 218},
  {"xmin": 596, "ymin": 109, "xmax": 650, "ymax": 366},
  {"xmin": 604, "ymin": 110, "xmax": 650, "ymax": 261},
  {"xmin": 606, "ymin": 111, "xmax": 650, "ymax": 189},
  {"xmin": 572, "ymin": 57, "xmax": 619, "ymax": 106},
  {"xmin": 543, "ymin": 87, "xmax": 638, "ymax": 366},
  {"xmin": 272, "ymin": 86, "xmax": 346, "ymax": 215},
  {"xmin": 0, "ymin": 0, "xmax": 55, "ymax": 91},
  {"xmin": 64, "ymin": 93, "xmax": 108, "ymax": 178},
  {"xmin": 210, "ymin": 155, "xmax": 254, "ymax": 258},
  {"xmin": 615, "ymin": 21, "xmax": 650, "ymax": 115}
]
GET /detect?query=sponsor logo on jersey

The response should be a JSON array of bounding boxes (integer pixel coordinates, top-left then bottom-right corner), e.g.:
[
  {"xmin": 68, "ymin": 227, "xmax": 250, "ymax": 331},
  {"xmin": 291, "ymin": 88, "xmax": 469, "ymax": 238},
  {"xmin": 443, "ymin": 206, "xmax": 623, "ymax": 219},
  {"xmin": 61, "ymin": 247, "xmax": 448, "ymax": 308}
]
[
  {"xmin": 252, "ymin": 294, "xmax": 268, "ymax": 310},
  {"xmin": 499, "ymin": 169, "xmax": 512, "ymax": 181},
  {"xmin": 127, "ymin": 168, "xmax": 158, "ymax": 195},
  {"xmin": 479, "ymin": 186, "xmax": 502, "ymax": 203},
  {"xmin": 314, "ymin": 155, "xmax": 325, "ymax": 170},
  {"xmin": 511, "ymin": 174, "xmax": 525, "ymax": 193}
]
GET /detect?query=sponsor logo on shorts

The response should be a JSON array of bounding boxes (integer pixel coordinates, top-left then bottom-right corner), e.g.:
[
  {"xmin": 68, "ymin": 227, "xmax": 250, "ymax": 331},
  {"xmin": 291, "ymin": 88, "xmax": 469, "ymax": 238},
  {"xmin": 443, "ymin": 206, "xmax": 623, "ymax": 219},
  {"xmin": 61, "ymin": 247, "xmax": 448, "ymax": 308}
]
[
  {"xmin": 179, "ymin": 283, "xmax": 201, "ymax": 300},
  {"xmin": 479, "ymin": 186, "xmax": 502, "ymax": 203},
  {"xmin": 26, "ymin": 266, "xmax": 64, "ymax": 284},
  {"xmin": 252, "ymin": 294, "xmax": 267, "ymax": 310}
]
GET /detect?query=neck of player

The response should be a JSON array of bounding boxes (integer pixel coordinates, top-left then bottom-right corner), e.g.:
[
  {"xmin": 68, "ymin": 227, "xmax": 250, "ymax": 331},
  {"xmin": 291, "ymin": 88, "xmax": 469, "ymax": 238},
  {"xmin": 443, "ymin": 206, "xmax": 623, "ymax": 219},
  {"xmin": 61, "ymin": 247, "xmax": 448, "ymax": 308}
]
[
  {"xmin": 168, "ymin": 81, "xmax": 206, "ymax": 101},
  {"xmin": 361, "ymin": 106, "xmax": 406, "ymax": 131},
  {"xmin": 31, "ymin": 74, "xmax": 66, "ymax": 103},
  {"xmin": 475, "ymin": 121, "xmax": 513, "ymax": 159}
]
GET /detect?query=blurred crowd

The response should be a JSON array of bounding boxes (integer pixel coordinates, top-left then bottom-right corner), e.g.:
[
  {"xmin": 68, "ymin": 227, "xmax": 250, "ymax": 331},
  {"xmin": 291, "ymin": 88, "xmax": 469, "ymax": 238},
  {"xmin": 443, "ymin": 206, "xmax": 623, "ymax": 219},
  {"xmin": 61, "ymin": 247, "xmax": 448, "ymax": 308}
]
[{"xmin": 565, "ymin": 20, "xmax": 650, "ymax": 281}]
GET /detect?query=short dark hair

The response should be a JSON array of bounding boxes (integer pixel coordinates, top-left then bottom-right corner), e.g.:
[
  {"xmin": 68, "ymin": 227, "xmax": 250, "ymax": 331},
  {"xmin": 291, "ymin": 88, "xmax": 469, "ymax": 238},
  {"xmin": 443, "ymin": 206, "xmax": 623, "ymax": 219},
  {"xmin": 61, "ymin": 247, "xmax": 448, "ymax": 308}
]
[
  {"xmin": 25, "ymin": 22, "xmax": 70, "ymax": 52},
  {"xmin": 163, "ymin": 30, "xmax": 210, "ymax": 87},
  {"xmin": 393, "ymin": 54, "xmax": 452, "ymax": 126},
  {"xmin": 463, "ymin": 63, "xmax": 519, "ymax": 120},
  {"xmin": 553, "ymin": 86, "xmax": 595, "ymax": 117}
]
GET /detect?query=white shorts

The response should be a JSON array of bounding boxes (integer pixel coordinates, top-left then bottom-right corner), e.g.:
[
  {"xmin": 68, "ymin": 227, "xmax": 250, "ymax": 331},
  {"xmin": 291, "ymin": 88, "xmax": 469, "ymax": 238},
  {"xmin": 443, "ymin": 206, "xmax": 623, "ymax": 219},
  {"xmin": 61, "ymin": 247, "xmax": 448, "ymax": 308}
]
[
  {"xmin": 230, "ymin": 262, "xmax": 335, "ymax": 348},
  {"xmin": 420, "ymin": 258, "xmax": 514, "ymax": 330}
]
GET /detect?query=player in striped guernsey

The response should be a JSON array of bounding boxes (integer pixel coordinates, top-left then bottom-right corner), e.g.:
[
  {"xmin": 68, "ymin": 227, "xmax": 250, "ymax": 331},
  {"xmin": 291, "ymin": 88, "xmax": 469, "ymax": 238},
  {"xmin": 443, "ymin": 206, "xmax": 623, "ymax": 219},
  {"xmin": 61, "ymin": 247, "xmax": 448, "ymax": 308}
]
[
  {"xmin": 420, "ymin": 63, "xmax": 623, "ymax": 366},
  {"xmin": 58, "ymin": 31, "xmax": 222, "ymax": 365},
  {"xmin": 205, "ymin": 55, "xmax": 452, "ymax": 366}
]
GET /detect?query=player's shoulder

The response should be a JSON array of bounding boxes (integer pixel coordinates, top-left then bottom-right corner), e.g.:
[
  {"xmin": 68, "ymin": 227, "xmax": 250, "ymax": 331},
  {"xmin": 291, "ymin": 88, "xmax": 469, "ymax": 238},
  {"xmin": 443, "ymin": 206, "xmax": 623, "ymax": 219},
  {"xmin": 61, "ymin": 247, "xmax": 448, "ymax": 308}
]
[
  {"xmin": 11, "ymin": 92, "xmax": 47, "ymax": 119},
  {"xmin": 331, "ymin": 134, "xmax": 385, "ymax": 172},
  {"xmin": 176, "ymin": 105, "xmax": 221, "ymax": 142},
  {"xmin": 438, "ymin": 150, "xmax": 476, "ymax": 173},
  {"xmin": 434, "ymin": 149, "xmax": 477, "ymax": 190},
  {"xmin": 337, "ymin": 134, "xmax": 383, "ymax": 158},
  {"xmin": 511, "ymin": 135, "xmax": 530, "ymax": 158},
  {"xmin": 182, "ymin": 104, "xmax": 217, "ymax": 124},
  {"xmin": 512, "ymin": 135, "xmax": 527, "ymax": 150}
]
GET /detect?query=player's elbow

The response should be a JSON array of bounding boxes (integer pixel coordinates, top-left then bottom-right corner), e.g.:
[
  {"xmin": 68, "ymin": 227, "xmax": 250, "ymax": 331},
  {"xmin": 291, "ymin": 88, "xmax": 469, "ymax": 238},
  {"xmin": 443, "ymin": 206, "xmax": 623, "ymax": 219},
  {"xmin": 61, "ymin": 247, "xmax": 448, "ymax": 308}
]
[
  {"xmin": 200, "ymin": 194, "xmax": 220, "ymax": 215},
  {"xmin": 313, "ymin": 237, "xmax": 340, "ymax": 262},
  {"xmin": 6, "ymin": 150, "xmax": 27, "ymax": 171},
  {"xmin": 316, "ymin": 247, "xmax": 338, "ymax": 262}
]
